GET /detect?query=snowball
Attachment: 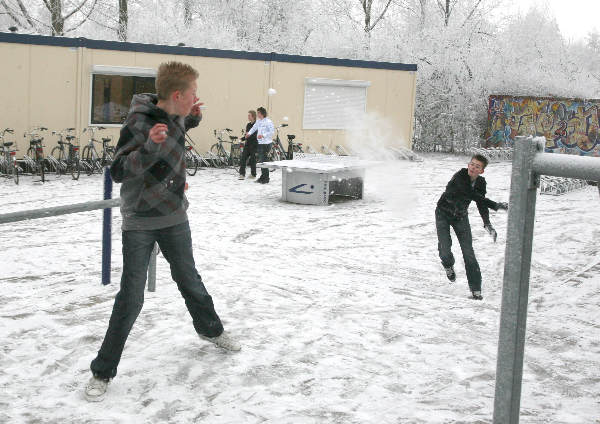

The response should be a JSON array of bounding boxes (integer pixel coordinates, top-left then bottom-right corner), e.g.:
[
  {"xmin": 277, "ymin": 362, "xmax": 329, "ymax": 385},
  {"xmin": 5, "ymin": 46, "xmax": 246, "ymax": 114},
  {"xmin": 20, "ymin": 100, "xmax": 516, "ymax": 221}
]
[{"xmin": 268, "ymin": 88, "xmax": 277, "ymax": 96}]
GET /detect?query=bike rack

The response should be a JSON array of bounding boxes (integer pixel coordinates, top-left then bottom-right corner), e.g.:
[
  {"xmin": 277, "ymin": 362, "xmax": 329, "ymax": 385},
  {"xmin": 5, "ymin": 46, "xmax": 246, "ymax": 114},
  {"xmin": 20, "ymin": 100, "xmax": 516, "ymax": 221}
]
[
  {"xmin": 493, "ymin": 136, "xmax": 600, "ymax": 423},
  {"xmin": 471, "ymin": 146, "xmax": 514, "ymax": 162},
  {"xmin": 539, "ymin": 175, "xmax": 589, "ymax": 196}
]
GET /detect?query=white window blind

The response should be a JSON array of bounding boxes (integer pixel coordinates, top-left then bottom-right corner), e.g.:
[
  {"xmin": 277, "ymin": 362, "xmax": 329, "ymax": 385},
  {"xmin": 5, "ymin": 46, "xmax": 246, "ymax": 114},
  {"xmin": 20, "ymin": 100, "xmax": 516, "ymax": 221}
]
[{"xmin": 303, "ymin": 78, "xmax": 370, "ymax": 130}]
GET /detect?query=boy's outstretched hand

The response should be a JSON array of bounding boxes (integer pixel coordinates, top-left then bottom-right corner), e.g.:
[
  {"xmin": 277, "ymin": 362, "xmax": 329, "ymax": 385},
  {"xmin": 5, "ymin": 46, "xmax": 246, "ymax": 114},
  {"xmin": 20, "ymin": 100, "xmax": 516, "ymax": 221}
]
[
  {"xmin": 497, "ymin": 202, "xmax": 508, "ymax": 211},
  {"xmin": 484, "ymin": 224, "xmax": 497, "ymax": 242}
]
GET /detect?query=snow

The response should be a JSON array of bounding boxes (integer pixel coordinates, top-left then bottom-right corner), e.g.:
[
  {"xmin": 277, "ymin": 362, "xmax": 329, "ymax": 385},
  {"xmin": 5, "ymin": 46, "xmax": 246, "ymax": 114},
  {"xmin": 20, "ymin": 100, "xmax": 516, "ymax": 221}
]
[
  {"xmin": 0, "ymin": 156, "xmax": 598, "ymax": 423},
  {"xmin": 264, "ymin": 156, "xmax": 375, "ymax": 172}
]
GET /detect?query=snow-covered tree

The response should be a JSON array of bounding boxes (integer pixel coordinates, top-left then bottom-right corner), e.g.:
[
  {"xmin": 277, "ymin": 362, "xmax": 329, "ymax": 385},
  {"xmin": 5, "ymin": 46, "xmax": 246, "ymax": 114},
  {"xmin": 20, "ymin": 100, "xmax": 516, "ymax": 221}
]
[{"xmin": 1, "ymin": 0, "xmax": 98, "ymax": 35}]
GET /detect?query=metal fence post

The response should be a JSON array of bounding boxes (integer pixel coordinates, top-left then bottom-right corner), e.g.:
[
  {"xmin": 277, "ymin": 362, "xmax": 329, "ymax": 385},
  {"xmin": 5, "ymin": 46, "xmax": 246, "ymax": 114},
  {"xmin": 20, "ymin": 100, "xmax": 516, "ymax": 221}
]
[
  {"xmin": 147, "ymin": 243, "xmax": 158, "ymax": 292},
  {"xmin": 493, "ymin": 136, "xmax": 542, "ymax": 423},
  {"xmin": 101, "ymin": 167, "xmax": 112, "ymax": 285}
]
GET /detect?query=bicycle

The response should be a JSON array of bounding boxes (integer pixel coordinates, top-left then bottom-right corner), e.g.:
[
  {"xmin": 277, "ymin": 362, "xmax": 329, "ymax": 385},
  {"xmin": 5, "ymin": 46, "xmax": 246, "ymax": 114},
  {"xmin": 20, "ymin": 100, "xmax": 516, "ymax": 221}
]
[
  {"xmin": 0, "ymin": 128, "xmax": 19, "ymax": 184},
  {"xmin": 210, "ymin": 128, "xmax": 242, "ymax": 167},
  {"xmin": 184, "ymin": 133, "xmax": 211, "ymax": 172},
  {"xmin": 81, "ymin": 127, "xmax": 115, "ymax": 175},
  {"xmin": 24, "ymin": 126, "xmax": 48, "ymax": 182},
  {"xmin": 286, "ymin": 134, "xmax": 304, "ymax": 159},
  {"xmin": 269, "ymin": 124, "xmax": 289, "ymax": 161},
  {"xmin": 50, "ymin": 128, "xmax": 81, "ymax": 180}
]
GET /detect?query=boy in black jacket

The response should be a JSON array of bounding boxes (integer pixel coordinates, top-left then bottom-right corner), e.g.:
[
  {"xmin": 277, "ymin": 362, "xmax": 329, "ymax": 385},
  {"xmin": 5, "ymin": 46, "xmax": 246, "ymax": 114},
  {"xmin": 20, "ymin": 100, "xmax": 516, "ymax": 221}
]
[{"xmin": 435, "ymin": 154, "xmax": 507, "ymax": 300}]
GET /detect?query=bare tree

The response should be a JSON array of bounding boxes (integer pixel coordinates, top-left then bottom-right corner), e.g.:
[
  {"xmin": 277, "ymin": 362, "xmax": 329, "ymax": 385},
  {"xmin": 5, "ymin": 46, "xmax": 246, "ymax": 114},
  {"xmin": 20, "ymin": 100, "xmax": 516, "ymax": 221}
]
[
  {"xmin": 1, "ymin": 0, "xmax": 98, "ymax": 35},
  {"xmin": 361, "ymin": 0, "xmax": 393, "ymax": 34},
  {"xmin": 183, "ymin": 0, "xmax": 192, "ymax": 27},
  {"xmin": 436, "ymin": 0, "xmax": 455, "ymax": 26},
  {"xmin": 117, "ymin": 0, "xmax": 127, "ymax": 40}
]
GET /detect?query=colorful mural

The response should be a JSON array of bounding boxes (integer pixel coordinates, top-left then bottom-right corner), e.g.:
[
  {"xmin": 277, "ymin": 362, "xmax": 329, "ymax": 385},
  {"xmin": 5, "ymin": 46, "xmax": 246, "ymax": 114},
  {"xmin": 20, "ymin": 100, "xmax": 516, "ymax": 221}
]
[{"xmin": 485, "ymin": 95, "xmax": 600, "ymax": 156}]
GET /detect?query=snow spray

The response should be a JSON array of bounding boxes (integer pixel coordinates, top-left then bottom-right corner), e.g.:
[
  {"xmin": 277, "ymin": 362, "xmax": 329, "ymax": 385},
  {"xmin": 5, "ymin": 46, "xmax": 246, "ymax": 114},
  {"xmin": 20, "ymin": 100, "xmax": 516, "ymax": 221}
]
[{"xmin": 343, "ymin": 111, "xmax": 417, "ymax": 216}]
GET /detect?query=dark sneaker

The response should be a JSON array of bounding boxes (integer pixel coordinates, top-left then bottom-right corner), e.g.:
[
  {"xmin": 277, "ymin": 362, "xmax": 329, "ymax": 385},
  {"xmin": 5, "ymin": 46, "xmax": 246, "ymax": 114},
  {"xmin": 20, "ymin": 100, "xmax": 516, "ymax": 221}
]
[
  {"xmin": 85, "ymin": 376, "xmax": 109, "ymax": 402},
  {"xmin": 470, "ymin": 291, "xmax": 483, "ymax": 300},
  {"xmin": 444, "ymin": 266, "xmax": 456, "ymax": 282}
]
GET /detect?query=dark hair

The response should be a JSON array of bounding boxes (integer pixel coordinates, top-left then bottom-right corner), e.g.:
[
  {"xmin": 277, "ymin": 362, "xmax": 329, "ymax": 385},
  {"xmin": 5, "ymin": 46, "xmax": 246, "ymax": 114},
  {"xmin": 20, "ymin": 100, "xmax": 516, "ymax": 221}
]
[
  {"xmin": 471, "ymin": 154, "xmax": 489, "ymax": 169},
  {"xmin": 257, "ymin": 107, "xmax": 267, "ymax": 117}
]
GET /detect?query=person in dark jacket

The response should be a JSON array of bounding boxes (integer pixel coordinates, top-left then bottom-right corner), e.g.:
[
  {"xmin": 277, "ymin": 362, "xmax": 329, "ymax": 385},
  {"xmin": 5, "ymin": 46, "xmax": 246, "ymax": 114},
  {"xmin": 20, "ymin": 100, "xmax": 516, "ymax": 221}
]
[
  {"xmin": 435, "ymin": 154, "xmax": 508, "ymax": 300},
  {"xmin": 238, "ymin": 110, "xmax": 258, "ymax": 179},
  {"xmin": 85, "ymin": 62, "xmax": 240, "ymax": 403}
]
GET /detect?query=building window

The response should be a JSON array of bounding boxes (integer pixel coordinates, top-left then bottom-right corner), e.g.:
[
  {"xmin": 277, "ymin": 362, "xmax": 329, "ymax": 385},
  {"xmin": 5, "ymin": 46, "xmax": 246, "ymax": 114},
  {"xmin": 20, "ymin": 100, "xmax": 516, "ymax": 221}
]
[
  {"xmin": 302, "ymin": 78, "xmax": 371, "ymax": 130},
  {"xmin": 90, "ymin": 66, "xmax": 157, "ymax": 125}
]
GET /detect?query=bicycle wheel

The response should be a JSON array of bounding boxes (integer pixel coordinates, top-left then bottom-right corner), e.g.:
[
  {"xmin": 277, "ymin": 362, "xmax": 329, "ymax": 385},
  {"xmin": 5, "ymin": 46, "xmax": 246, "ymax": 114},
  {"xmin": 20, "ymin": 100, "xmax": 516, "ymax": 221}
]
[
  {"xmin": 82, "ymin": 146, "xmax": 95, "ymax": 176},
  {"xmin": 53, "ymin": 147, "xmax": 66, "ymax": 175},
  {"xmin": 12, "ymin": 161, "xmax": 19, "ymax": 185},
  {"xmin": 38, "ymin": 156, "xmax": 45, "ymax": 182},
  {"xmin": 185, "ymin": 150, "xmax": 198, "ymax": 176},
  {"xmin": 210, "ymin": 144, "xmax": 226, "ymax": 167},
  {"xmin": 70, "ymin": 157, "xmax": 80, "ymax": 180}
]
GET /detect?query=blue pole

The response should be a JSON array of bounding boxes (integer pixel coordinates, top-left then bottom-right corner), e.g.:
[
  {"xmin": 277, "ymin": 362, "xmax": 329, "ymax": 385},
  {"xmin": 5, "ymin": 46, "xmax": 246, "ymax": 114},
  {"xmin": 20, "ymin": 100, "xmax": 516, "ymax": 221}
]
[{"xmin": 102, "ymin": 167, "xmax": 112, "ymax": 285}]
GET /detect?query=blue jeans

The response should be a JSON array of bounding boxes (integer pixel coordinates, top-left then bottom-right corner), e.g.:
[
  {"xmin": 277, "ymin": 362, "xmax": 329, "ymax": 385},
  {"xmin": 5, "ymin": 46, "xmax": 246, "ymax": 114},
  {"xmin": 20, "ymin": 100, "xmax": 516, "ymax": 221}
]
[
  {"xmin": 257, "ymin": 143, "xmax": 272, "ymax": 181},
  {"xmin": 90, "ymin": 221, "xmax": 223, "ymax": 379},
  {"xmin": 435, "ymin": 208, "xmax": 482, "ymax": 292}
]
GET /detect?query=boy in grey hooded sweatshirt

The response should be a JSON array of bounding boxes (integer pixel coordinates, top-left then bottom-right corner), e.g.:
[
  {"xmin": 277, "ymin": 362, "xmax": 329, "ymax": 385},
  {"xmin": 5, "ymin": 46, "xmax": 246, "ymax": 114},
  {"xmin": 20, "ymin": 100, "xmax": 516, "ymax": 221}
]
[{"xmin": 86, "ymin": 62, "xmax": 240, "ymax": 402}]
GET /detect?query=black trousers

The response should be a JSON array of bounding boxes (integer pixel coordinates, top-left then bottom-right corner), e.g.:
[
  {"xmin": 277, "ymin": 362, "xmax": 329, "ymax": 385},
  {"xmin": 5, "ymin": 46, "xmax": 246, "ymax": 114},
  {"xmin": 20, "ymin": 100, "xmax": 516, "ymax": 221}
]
[
  {"xmin": 239, "ymin": 143, "xmax": 257, "ymax": 176},
  {"xmin": 257, "ymin": 143, "xmax": 272, "ymax": 181},
  {"xmin": 90, "ymin": 221, "xmax": 223, "ymax": 379},
  {"xmin": 435, "ymin": 208, "xmax": 482, "ymax": 292}
]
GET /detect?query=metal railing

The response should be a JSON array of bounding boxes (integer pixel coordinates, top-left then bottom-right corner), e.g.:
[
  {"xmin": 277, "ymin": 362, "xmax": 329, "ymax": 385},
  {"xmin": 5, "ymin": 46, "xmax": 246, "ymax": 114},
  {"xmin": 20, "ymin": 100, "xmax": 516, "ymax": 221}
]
[
  {"xmin": 493, "ymin": 136, "xmax": 600, "ymax": 423},
  {"xmin": 0, "ymin": 168, "xmax": 158, "ymax": 292}
]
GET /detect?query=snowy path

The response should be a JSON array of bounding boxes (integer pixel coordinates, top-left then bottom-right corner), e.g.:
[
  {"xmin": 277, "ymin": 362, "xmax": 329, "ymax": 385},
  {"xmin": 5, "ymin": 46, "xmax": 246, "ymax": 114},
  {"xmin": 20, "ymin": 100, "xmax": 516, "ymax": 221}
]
[{"xmin": 0, "ymin": 156, "xmax": 598, "ymax": 423}]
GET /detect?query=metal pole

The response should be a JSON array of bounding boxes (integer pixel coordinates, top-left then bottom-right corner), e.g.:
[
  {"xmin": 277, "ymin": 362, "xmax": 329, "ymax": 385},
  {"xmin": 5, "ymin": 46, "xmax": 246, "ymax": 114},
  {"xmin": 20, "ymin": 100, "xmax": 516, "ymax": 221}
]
[
  {"xmin": 493, "ymin": 136, "xmax": 542, "ymax": 424},
  {"xmin": 102, "ymin": 167, "xmax": 113, "ymax": 285},
  {"xmin": 147, "ymin": 243, "xmax": 158, "ymax": 292},
  {"xmin": 0, "ymin": 198, "xmax": 120, "ymax": 225},
  {"xmin": 532, "ymin": 152, "xmax": 600, "ymax": 180}
]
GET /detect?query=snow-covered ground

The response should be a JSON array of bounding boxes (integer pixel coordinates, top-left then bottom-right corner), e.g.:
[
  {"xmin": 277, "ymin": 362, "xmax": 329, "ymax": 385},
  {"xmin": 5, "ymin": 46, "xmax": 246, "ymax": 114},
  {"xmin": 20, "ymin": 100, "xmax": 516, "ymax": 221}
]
[{"xmin": 0, "ymin": 156, "xmax": 598, "ymax": 423}]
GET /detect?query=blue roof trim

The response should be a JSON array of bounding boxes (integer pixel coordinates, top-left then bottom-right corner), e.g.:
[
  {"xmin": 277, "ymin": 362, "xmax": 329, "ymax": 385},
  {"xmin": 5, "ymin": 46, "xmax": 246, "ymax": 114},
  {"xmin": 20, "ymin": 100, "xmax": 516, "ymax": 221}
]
[{"xmin": 0, "ymin": 32, "xmax": 417, "ymax": 71}]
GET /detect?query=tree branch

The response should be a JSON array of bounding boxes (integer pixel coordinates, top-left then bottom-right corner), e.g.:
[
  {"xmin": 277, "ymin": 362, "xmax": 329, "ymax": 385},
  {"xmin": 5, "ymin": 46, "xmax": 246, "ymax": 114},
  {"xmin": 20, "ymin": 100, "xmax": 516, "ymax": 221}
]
[
  {"xmin": 14, "ymin": 0, "xmax": 37, "ymax": 28},
  {"xmin": 461, "ymin": 0, "xmax": 482, "ymax": 27},
  {"xmin": 368, "ymin": 0, "xmax": 393, "ymax": 31},
  {"xmin": 0, "ymin": 0, "xmax": 24, "ymax": 26},
  {"xmin": 63, "ymin": 0, "xmax": 91, "ymax": 21},
  {"xmin": 64, "ymin": 0, "xmax": 99, "ymax": 32}
]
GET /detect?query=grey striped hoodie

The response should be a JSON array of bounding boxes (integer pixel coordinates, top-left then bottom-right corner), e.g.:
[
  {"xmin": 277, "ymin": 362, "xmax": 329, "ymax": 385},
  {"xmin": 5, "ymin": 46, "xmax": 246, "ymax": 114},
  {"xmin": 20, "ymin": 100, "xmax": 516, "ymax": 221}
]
[{"xmin": 110, "ymin": 93, "xmax": 200, "ymax": 231}]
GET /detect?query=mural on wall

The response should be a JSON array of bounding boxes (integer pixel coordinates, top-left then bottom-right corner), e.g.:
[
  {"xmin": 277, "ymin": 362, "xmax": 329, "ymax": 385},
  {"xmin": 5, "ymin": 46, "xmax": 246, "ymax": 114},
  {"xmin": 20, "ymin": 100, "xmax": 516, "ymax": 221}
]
[{"xmin": 485, "ymin": 95, "xmax": 600, "ymax": 156}]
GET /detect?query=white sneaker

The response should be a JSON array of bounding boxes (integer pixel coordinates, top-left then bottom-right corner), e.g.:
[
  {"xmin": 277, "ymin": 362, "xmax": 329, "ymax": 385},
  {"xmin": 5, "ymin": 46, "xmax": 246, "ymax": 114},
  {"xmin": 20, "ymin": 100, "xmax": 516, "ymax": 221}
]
[
  {"xmin": 199, "ymin": 331, "xmax": 241, "ymax": 351},
  {"xmin": 85, "ymin": 375, "xmax": 109, "ymax": 402},
  {"xmin": 238, "ymin": 174, "xmax": 245, "ymax": 180}
]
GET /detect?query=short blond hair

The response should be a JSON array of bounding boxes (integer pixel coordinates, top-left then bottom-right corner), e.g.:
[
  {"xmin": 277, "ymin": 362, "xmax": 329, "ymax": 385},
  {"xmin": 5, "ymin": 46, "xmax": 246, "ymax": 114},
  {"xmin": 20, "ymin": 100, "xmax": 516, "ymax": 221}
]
[{"xmin": 155, "ymin": 61, "xmax": 198, "ymax": 100}]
